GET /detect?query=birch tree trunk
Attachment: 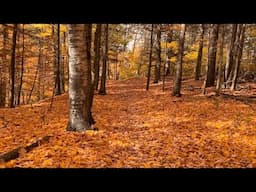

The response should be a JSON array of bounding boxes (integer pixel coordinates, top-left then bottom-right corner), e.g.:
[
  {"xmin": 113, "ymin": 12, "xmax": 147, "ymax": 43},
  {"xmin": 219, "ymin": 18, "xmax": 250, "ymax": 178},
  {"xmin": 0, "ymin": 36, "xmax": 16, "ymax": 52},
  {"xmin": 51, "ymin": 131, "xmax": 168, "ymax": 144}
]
[{"xmin": 66, "ymin": 24, "xmax": 93, "ymax": 131}]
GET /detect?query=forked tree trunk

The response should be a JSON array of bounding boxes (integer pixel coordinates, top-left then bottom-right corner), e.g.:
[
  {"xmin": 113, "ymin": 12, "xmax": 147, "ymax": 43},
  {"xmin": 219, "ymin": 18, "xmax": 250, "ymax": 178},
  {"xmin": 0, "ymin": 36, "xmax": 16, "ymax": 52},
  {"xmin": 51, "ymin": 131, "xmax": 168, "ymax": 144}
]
[
  {"xmin": 230, "ymin": 24, "xmax": 246, "ymax": 91},
  {"xmin": 225, "ymin": 24, "xmax": 238, "ymax": 82}
]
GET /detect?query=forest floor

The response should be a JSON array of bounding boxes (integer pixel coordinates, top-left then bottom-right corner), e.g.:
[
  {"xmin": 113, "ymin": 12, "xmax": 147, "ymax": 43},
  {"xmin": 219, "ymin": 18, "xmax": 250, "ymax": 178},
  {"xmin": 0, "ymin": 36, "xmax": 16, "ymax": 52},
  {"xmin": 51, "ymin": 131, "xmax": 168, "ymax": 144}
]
[{"xmin": 1, "ymin": 77, "xmax": 256, "ymax": 168}]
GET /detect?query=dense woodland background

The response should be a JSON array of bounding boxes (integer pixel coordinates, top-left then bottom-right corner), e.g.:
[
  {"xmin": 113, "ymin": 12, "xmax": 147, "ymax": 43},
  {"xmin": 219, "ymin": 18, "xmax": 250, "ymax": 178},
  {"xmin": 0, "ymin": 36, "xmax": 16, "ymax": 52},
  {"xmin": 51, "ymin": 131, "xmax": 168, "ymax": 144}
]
[{"xmin": 0, "ymin": 24, "xmax": 255, "ymax": 108}]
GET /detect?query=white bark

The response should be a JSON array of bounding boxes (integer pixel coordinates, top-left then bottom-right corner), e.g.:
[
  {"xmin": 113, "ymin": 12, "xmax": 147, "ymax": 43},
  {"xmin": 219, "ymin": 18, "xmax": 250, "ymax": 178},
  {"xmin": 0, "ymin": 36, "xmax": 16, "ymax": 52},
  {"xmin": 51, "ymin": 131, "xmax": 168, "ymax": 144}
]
[{"xmin": 67, "ymin": 24, "xmax": 91, "ymax": 131}]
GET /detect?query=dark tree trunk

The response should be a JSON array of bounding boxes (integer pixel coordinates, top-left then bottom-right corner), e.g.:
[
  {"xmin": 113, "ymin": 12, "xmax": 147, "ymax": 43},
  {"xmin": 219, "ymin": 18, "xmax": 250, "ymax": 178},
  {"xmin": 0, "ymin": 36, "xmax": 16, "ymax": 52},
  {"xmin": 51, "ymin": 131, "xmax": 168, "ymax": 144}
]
[
  {"xmin": 94, "ymin": 24, "xmax": 102, "ymax": 91},
  {"xmin": 195, "ymin": 24, "xmax": 205, "ymax": 80},
  {"xmin": 154, "ymin": 24, "xmax": 161, "ymax": 83},
  {"xmin": 9, "ymin": 24, "xmax": 18, "ymax": 108},
  {"xmin": 227, "ymin": 24, "xmax": 242, "ymax": 86},
  {"xmin": 166, "ymin": 27, "xmax": 173, "ymax": 76},
  {"xmin": 230, "ymin": 24, "xmax": 246, "ymax": 91},
  {"xmin": 146, "ymin": 24, "xmax": 154, "ymax": 91},
  {"xmin": 54, "ymin": 24, "xmax": 62, "ymax": 96},
  {"xmin": 99, "ymin": 24, "xmax": 108, "ymax": 95},
  {"xmin": 17, "ymin": 24, "xmax": 25, "ymax": 105},
  {"xmin": 225, "ymin": 24, "xmax": 238, "ymax": 81},
  {"xmin": 216, "ymin": 25, "xmax": 225, "ymax": 95},
  {"xmin": 0, "ymin": 25, "xmax": 8, "ymax": 107},
  {"xmin": 172, "ymin": 24, "xmax": 186, "ymax": 97},
  {"xmin": 205, "ymin": 24, "xmax": 219, "ymax": 87},
  {"xmin": 85, "ymin": 24, "xmax": 95, "ymax": 125}
]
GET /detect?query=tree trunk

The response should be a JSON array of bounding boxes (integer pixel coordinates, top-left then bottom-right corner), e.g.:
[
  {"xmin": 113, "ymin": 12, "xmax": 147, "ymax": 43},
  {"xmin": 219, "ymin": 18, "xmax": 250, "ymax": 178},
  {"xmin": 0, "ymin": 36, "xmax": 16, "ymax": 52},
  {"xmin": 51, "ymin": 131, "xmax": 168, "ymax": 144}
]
[
  {"xmin": 99, "ymin": 24, "xmax": 108, "ymax": 95},
  {"xmin": 66, "ymin": 24, "xmax": 93, "ymax": 131},
  {"xmin": 172, "ymin": 24, "xmax": 186, "ymax": 97},
  {"xmin": 0, "ymin": 25, "xmax": 8, "ymax": 107},
  {"xmin": 216, "ymin": 25, "xmax": 225, "ymax": 95},
  {"xmin": 54, "ymin": 24, "xmax": 62, "ymax": 96},
  {"xmin": 94, "ymin": 24, "xmax": 102, "ymax": 91},
  {"xmin": 9, "ymin": 24, "xmax": 18, "ymax": 108},
  {"xmin": 225, "ymin": 24, "xmax": 238, "ymax": 82},
  {"xmin": 64, "ymin": 32, "xmax": 69, "ymax": 86},
  {"xmin": 205, "ymin": 24, "xmax": 219, "ymax": 87},
  {"xmin": 84, "ymin": 24, "xmax": 95, "ymax": 125},
  {"xmin": 154, "ymin": 24, "xmax": 161, "ymax": 83},
  {"xmin": 162, "ymin": 33, "xmax": 168, "ymax": 92},
  {"xmin": 114, "ymin": 53, "xmax": 118, "ymax": 80},
  {"xmin": 146, "ymin": 24, "xmax": 154, "ymax": 91},
  {"xmin": 61, "ymin": 27, "xmax": 65, "ymax": 93},
  {"xmin": 17, "ymin": 24, "xmax": 25, "ymax": 105},
  {"xmin": 227, "ymin": 25, "xmax": 242, "ymax": 85},
  {"xmin": 166, "ymin": 27, "xmax": 173, "ymax": 76},
  {"xmin": 230, "ymin": 24, "xmax": 246, "ymax": 91},
  {"xmin": 195, "ymin": 24, "xmax": 205, "ymax": 80}
]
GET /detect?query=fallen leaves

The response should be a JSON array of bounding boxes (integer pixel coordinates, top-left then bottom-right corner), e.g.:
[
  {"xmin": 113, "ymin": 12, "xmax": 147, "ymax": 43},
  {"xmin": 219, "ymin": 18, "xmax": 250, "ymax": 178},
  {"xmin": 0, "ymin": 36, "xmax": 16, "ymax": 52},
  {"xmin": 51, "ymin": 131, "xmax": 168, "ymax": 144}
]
[{"xmin": 1, "ymin": 77, "xmax": 256, "ymax": 168}]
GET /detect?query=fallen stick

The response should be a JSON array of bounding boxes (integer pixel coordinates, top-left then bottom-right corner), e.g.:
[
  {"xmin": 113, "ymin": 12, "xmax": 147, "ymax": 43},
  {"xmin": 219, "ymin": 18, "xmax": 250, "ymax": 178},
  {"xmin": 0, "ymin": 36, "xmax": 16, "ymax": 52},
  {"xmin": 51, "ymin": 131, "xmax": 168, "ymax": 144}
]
[
  {"xmin": 220, "ymin": 93, "xmax": 256, "ymax": 103},
  {"xmin": 0, "ymin": 135, "xmax": 51, "ymax": 163}
]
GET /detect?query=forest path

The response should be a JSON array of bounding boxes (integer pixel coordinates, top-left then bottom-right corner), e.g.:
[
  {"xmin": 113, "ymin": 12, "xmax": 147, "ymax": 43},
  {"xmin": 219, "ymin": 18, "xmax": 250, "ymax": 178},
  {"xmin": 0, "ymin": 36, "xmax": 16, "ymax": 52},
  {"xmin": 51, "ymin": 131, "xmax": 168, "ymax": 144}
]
[{"xmin": 1, "ymin": 77, "xmax": 256, "ymax": 167}]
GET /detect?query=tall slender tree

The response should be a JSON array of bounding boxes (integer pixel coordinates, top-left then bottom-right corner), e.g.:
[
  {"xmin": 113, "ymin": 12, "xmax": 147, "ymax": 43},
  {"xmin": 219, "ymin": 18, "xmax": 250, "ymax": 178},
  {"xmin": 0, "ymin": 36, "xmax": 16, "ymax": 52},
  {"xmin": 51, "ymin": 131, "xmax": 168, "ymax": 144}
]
[
  {"xmin": 54, "ymin": 24, "xmax": 63, "ymax": 96},
  {"xmin": 166, "ymin": 26, "xmax": 174, "ymax": 76},
  {"xmin": 154, "ymin": 24, "xmax": 161, "ymax": 83},
  {"xmin": 216, "ymin": 25, "xmax": 225, "ymax": 95},
  {"xmin": 195, "ymin": 24, "xmax": 205, "ymax": 80},
  {"xmin": 94, "ymin": 24, "xmax": 102, "ymax": 90},
  {"xmin": 17, "ymin": 24, "xmax": 25, "ymax": 105},
  {"xmin": 172, "ymin": 24, "xmax": 186, "ymax": 97},
  {"xmin": 225, "ymin": 24, "xmax": 238, "ymax": 82},
  {"xmin": 85, "ymin": 24, "xmax": 95, "ymax": 125},
  {"xmin": 0, "ymin": 25, "xmax": 8, "ymax": 107},
  {"xmin": 205, "ymin": 24, "xmax": 219, "ymax": 87},
  {"xmin": 230, "ymin": 24, "xmax": 246, "ymax": 91},
  {"xmin": 99, "ymin": 24, "xmax": 108, "ymax": 95},
  {"xmin": 9, "ymin": 24, "xmax": 18, "ymax": 108},
  {"xmin": 146, "ymin": 24, "xmax": 154, "ymax": 91}
]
